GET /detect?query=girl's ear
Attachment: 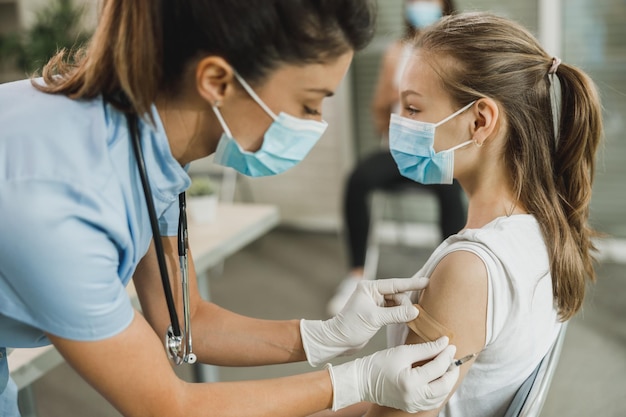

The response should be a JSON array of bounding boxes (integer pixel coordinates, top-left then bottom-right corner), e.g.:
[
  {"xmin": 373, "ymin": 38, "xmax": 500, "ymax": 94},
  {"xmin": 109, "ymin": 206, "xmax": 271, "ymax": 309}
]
[
  {"xmin": 195, "ymin": 56, "xmax": 235, "ymax": 106},
  {"xmin": 469, "ymin": 98, "xmax": 499, "ymax": 147}
]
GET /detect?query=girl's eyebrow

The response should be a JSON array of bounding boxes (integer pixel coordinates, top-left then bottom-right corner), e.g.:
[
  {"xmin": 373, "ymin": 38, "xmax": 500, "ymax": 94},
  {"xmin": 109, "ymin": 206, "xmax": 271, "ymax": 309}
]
[
  {"xmin": 305, "ymin": 88, "xmax": 335, "ymax": 97},
  {"xmin": 401, "ymin": 90, "xmax": 423, "ymax": 99}
]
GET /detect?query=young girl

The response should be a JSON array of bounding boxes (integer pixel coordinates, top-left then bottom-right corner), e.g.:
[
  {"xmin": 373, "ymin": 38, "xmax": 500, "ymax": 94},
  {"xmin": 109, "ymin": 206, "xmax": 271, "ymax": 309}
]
[
  {"xmin": 328, "ymin": 0, "xmax": 466, "ymax": 318},
  {"xmin": 367, "ymin": 11, "xmax": 602, "ymax": 417}
]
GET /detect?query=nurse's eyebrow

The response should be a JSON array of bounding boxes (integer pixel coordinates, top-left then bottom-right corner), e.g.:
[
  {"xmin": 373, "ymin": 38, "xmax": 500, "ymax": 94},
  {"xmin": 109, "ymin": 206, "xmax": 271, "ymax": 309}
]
[{"xmin": 306, "ymin": 88, "xmax": 335, "ymax": 97}]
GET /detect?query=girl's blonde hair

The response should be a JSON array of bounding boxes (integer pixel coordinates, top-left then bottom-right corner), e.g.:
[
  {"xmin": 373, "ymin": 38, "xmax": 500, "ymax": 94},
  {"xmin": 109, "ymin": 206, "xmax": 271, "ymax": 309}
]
[{"xmin": 416, "ymin": 12, "xmax": 603, "ymax": 320}]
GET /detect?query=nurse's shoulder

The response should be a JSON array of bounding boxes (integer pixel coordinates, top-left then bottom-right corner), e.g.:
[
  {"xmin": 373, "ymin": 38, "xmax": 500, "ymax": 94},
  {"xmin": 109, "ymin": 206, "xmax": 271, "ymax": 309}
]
[{"xmin": 0, "ymin": 78, "xmax": 112, "ymax": 188}]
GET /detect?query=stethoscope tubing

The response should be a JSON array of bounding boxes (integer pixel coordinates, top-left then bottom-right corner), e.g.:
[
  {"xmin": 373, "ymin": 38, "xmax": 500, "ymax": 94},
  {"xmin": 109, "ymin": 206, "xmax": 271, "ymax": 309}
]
[
  {"xmin": 178, "ymin": 193, "xmax": 196, "ymax": 363},
  {"xmin": 126, "ymin": 112, "xmax": 194, "ymax": 364}
]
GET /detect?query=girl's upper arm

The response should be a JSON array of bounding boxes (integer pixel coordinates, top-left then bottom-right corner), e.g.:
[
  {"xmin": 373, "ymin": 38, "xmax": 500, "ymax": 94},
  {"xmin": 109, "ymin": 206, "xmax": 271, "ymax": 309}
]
[
  {"xmin": 366, "ymin": 250, "xmax": 489, "ymax": 417},
  {"xmin": 416, "ymin": 250, "xmax": 488, "ymax": 358}
]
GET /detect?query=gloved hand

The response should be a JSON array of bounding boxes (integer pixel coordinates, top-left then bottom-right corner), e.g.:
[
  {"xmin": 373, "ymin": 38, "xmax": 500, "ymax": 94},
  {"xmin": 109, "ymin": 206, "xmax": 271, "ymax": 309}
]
[
  {"xmin": 327, "ymin": 338, "xmax": 459, "ymax": 412},
  {"xmin": 300, "ymin": 277, "xmax": 429, "ymax": 366}
]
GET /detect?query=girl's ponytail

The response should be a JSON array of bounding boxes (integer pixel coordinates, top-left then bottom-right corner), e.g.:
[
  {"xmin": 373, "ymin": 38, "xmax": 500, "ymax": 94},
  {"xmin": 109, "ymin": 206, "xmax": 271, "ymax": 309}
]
[
  {"xmin": 36, "ymin": 0, "xmax": 163, "ymax": 117},
  {"xmin": 544, "ymin": 62, "xmax": 604, "ymax": 318},
  {"xmin": 552, "ymin": 63, "xmax": 603, "ymax": 284}
]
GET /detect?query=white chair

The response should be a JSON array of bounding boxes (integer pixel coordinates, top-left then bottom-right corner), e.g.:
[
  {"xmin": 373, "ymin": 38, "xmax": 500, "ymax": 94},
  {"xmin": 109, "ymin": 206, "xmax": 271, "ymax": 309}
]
[{"xmin": 503, "ymin": 322, "xmax": 569, "ymax": 417}]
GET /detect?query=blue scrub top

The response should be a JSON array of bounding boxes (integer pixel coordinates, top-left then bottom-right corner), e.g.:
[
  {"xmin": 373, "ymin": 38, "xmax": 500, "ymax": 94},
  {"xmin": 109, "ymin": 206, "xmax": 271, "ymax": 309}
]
[{"xmin": 0, "ymin": 79, "xmax": 190, "ymax": 400}]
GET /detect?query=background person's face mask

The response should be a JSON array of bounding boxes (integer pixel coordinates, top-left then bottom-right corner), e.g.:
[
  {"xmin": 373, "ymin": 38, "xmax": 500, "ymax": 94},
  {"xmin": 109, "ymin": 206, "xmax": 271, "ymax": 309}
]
[
  {"xmin": 212, "ymin": 72, "xmax": 328, "ymax": 177},
  {"xmin": 405, "ymin": 1, "xmax": 443, "ymax": 29},
  {"xmin": 389, "ymin": 101, "xmax": 475, "ymax": 184}
]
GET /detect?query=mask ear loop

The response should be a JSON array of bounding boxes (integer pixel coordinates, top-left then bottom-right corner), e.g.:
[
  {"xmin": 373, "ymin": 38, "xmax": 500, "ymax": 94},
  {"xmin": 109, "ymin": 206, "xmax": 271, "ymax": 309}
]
[
  {"xmin": 232, "ymin": 71, "xmax": 279, "ymax": 122},
  {"xmin": 211, "ymin": 71, "xmax": 278, "ymax": 142},
  {"xmin": 433, "ymin": 100, "xmax": 476, "ymax": 128},
  {"xmin": 212, "ymin": 105, "xmax": 234, "ymax": 138},
  {"xmin": 436, "ymin": 100, "xmax": 478, "ymax": 153},
  {"xmin": 447, "ymin": 139, "xmax": 474, "ymax": 152}
]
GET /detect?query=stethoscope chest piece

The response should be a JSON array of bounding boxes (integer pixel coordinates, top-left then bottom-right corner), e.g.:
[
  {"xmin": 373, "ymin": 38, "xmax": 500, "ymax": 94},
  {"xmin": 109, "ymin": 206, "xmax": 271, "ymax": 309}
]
[
  {"xmin": 166, "ymin": 325, "xmax": 197, "ymax": 365},
  {"xmin": 165, "ymin": 326, "xmax": 184, "ymax": 366}
]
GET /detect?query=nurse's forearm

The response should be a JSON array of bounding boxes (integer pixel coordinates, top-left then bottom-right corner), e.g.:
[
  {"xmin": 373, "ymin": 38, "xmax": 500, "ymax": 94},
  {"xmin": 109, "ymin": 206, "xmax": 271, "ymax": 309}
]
[
  {"xmin": 191, "ymin": 300, "xmax": 308, "ymax": 366},
  {"xmin": 181, "ymin": 370, "xmax": 333, "ymax": 417},
  {"xmin": 48, "ymin": 311, "xmax": 334, "ymax": 417}
]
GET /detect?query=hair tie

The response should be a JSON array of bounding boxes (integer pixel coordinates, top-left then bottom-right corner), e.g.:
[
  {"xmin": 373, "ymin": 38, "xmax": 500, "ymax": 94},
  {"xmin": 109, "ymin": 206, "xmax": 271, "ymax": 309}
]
[
  {"xmin": 548, "ymin": 57, "xmax": 562, "ymax": 75},
  {"xmin": 548, "ymin": 57, "xmax": 563, "ymax": 147}
]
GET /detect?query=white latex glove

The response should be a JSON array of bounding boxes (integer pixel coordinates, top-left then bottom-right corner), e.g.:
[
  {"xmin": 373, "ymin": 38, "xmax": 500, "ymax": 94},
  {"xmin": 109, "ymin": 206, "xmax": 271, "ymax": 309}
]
[
  {"xmin": 301, "ymin": 276, "xmax": 429, "ymax": 366},
  {"xmin": 327, "ymin": 338, "xmax": 459, "ymax": 412}
]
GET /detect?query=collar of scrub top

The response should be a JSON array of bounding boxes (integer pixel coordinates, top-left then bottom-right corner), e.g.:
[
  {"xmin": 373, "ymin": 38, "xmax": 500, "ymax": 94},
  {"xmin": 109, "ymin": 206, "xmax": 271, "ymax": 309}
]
[{"xmin": 126, "ymin": 112, "xmax": 197, "ymax": 365}]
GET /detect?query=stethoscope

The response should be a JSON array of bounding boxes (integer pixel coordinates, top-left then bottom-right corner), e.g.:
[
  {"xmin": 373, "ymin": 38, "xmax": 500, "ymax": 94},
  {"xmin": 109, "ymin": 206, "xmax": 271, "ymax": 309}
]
[{"xmin": 126, "ymin": 113, "xmax": 197, "ymax": 365}]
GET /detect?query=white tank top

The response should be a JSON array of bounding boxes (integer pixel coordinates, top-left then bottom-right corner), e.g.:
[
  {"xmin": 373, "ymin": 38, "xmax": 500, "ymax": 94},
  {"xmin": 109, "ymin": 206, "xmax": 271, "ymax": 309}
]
[{"xmin": 387, "ymin": 214, "xmax": 562, "ymax": 417}]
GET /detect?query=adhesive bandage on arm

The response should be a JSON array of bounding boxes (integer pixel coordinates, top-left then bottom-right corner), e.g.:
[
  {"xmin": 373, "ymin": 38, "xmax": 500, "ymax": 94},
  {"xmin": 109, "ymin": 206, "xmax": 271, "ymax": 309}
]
[{"xmin": 407, "ymin": 304, "xmax": 455, "ymax": 345}]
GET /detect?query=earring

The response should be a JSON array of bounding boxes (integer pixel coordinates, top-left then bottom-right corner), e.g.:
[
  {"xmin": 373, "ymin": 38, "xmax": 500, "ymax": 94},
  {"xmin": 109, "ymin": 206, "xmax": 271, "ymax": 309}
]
[{"xmin": 473, "ymin": 139, "xmax": 483, "ymax": 148}]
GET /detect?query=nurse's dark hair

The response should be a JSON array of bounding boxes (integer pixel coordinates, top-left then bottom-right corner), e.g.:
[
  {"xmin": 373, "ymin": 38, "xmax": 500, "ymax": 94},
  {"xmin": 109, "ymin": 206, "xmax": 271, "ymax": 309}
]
[
  {"xmin": 415, "ymin": 12, "xmax": 603, "ymax": 320},
  {"xmin": 34, "ymin": 0, "xmax": 376, "ymax": 116}
]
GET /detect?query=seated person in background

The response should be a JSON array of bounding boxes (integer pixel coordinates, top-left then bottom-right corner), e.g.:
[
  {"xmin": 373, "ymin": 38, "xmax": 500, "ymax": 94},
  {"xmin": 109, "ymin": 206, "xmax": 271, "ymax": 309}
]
[
  {"xmin": 316, "ymin": 11, "xmax": 603, "ymax": 417},
  {"xmin": 328, "ymin": 0, "xmax": 466, "ymax": 317}
]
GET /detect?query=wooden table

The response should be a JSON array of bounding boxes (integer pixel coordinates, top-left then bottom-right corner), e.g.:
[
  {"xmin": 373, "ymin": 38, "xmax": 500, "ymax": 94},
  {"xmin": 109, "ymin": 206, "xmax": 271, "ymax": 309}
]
[{"xmin": 8, "ymin": 203, "xmax": 280, "ymax": 392}]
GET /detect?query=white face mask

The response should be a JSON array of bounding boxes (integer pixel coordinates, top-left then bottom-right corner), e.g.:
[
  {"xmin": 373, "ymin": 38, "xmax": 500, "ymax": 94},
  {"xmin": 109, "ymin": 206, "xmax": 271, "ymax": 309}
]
[
  {"xmin": 212, "ymin": 72, "xmax": 328, "ymax": 177},
  {"xmin": 389, "ymin": 101, "xmax": 476, "ymax": 184}
]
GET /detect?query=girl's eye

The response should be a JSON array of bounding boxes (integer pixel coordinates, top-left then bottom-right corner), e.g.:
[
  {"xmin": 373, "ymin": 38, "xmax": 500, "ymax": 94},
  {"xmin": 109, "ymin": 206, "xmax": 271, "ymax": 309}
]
[
  {"xmin": 406, "ymin": 106, "xmax": 420, "ymax": 116},
  {"xmin": 304, "ymin": 106, "xmax": 321, "ymax": 116}
]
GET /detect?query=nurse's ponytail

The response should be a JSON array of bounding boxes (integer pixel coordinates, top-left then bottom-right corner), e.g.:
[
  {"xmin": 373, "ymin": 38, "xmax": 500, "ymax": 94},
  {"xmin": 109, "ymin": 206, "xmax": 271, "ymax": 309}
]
[{"xmin": 36, "ymin": 0, "xmax": 162, "ymax": 117}]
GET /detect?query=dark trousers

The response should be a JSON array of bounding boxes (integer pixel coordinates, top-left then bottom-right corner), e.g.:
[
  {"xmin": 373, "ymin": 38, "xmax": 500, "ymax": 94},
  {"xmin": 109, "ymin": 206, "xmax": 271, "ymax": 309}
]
[{"xmin": 343, "ymin": 150, "xmax": 466, "ymax": 268}]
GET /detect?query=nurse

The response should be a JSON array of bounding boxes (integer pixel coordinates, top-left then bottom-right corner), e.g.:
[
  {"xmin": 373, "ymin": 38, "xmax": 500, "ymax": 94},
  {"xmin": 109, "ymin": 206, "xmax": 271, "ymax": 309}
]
[{"xmin": 0, "ymin": 1, "xmax": 459, "ymax": 416}]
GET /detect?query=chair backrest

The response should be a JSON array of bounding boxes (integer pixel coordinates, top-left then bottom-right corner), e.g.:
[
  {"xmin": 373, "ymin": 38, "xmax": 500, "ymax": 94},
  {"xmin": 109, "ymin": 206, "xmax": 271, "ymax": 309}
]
[{"xmin": 503, "ymin": 322, "xmax": 568, "ymax": 417}]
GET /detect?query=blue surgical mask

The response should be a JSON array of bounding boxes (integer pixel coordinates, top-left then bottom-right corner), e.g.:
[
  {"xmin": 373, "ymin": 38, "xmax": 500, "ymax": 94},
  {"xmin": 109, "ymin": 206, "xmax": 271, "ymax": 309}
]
[
  {"xmin": 405, "ymin": 1, "xmax": 443, "ymax": 29},
  {"xmin": 389, "ymin": 101, "xmax": 476, "ymax": 184},
  {"xmin": 212, "ymin": 72, "xmax": 328, "ymax": 177}
]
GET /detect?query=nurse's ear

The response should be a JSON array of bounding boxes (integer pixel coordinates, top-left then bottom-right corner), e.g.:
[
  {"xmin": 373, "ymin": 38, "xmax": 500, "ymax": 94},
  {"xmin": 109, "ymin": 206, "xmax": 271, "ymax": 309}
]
[
  {"xmin": 195, "ymin": 56, "xmax": 235, "ymax": 106},
  {"xmin": 468, "ymin": 98, "xmax": 499, "ymax": 147}
]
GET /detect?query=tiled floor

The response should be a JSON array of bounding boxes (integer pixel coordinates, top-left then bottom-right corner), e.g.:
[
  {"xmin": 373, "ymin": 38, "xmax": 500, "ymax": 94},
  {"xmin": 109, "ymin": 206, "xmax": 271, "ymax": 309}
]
[{"xmin": 27, "ymin": 229, "xmax": 626, "ymax": 416}]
